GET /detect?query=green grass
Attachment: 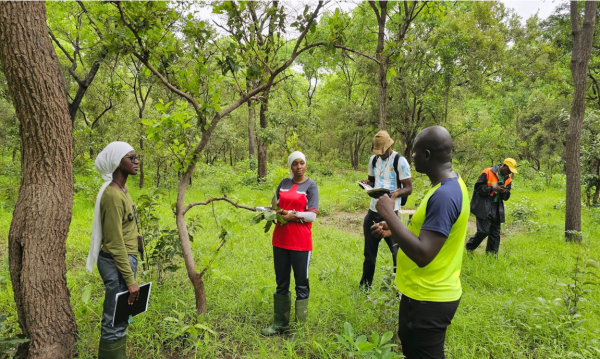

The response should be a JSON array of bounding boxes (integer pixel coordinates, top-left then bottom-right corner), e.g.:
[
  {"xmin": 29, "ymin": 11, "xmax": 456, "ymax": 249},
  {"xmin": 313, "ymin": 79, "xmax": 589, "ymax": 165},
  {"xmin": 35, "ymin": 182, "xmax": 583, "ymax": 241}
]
[{"xmin": 1, "ymin": 161, "xmax": 600, "ymax": 358}]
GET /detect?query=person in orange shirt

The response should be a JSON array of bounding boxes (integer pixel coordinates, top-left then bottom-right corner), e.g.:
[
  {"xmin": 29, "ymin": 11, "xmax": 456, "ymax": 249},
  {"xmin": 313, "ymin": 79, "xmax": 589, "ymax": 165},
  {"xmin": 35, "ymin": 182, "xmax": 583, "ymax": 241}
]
[{"xmin": 466, "ymin": 158, "xmax": 517, "ymax": 255}]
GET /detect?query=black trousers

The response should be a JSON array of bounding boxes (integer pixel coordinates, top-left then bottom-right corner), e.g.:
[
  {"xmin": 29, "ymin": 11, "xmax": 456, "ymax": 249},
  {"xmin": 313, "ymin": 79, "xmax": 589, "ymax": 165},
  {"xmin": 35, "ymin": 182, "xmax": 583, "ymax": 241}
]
[
  {"xmin": 273, "ymin": 246, "xmax": 311, "ymax": 300},
  {"xmin": 465, "ymin": 216, "xmax": 501, "ymax": 254},
  {"xmin": 398, "ymin": 294, "xmax": 461, "ymax": 359},
  {"xmin": 360, "ymin": 210, "xmax": 398, "ymax": 289}
]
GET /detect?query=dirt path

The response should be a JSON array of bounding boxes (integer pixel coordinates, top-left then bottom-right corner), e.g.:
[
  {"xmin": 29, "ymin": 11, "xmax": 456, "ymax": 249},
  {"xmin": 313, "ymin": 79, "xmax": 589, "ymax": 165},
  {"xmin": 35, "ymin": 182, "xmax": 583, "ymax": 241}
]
[
  {"xmin": 319, "ymin": 211, "xmax": 364, "ymax": 234},
  {"xmin": 320, "ymin": 211, "xmax": 479, "ymax": 237}
]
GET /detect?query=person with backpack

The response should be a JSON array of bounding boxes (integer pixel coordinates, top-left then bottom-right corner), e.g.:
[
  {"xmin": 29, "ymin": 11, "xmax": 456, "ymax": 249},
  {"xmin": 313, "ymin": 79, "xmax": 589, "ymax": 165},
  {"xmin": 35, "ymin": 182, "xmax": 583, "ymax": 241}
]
[{"xmin": 358, "ymin": 130, "xmax": 412, "ymax": 291}]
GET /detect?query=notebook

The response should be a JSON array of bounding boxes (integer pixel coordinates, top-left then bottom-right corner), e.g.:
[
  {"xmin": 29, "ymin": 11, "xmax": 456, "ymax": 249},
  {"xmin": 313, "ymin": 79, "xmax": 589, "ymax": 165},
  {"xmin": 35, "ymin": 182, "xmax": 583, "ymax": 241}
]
[{"xmin": 112, "ymin": 282, "xmax": 152, "ymax": 326}]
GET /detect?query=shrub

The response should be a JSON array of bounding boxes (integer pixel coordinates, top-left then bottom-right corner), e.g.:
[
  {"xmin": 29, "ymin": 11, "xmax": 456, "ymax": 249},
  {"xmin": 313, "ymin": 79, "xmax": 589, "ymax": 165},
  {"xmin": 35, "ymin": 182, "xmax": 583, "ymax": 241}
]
[
  {"xmin": 509, "ymin": 196, "xmax": 538, "ymax": 225},
  {"xmin": 336, "ymin": 322, "xmax": 402, "ymax": 359}
]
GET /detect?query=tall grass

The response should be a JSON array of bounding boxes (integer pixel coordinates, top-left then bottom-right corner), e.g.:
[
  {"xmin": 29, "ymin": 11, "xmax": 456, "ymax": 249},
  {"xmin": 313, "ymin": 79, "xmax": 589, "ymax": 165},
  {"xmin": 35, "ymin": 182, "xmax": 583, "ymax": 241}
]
[{"xmin": 1, "ymin": 160, "xmax": 599, "ymax": 358}]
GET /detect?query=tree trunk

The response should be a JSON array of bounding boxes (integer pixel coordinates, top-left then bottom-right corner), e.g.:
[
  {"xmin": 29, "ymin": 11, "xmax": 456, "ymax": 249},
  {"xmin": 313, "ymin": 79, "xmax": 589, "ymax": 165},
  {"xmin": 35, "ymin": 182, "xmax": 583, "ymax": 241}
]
[
  {"xmin": 402, "ymin": 130, "xmax": 417, "ymax": 165},
  {"xmin": 139, "ymin": 136, "xmax": 145, "ymax": 188},
  {"xmin": 352, "ymin": 146, "xmax": 359, "ymax": 169},
  {"xmin": 248, "ymin": 97, "xmax": 257, "ymax": 160},
  {"xmin": 155, "ymin": 158, "xmax": 162, "ymax": 188},
  {"xmin": 374, "ymin": 1, "xmax": 388, "ymax": 131},
  {"xmin": 175, "ymin": 167, "xmax": 208, "ymax": 316},
  {"xmin": 565, "ymin": 1, "xmax": 596, "ymax": 242},
  {"xmin": 257, "ymin": 94, "xmax": 270, "ymax": 182},
  {"xmin": 0, "ymin": 2, "xmax": 77, "ymax": 358}
]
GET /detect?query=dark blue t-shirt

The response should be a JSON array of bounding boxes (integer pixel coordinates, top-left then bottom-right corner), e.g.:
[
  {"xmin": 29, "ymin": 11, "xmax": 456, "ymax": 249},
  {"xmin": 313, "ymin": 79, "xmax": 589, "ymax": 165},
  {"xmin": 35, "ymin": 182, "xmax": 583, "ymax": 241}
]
[{"xmin": 421, "ymin": 176, "xmax": 464, "ymax": 237}]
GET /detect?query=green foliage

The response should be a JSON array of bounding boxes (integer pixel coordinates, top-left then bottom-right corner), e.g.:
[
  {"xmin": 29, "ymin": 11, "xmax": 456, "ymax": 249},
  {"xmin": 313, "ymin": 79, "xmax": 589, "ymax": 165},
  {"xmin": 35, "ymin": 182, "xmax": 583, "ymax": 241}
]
[
  {"xmin": 137, "ymin": 190, "xmax": 183, "ymax": 282},
  {"xmin": 581, "ymin": 111, "xmax": 600, "ymax": 206},
  {"xmin": 249, "ymin": 197, "xmax": 286, "ymax": 233},
  {"xmin": 0, "ymin": 161, "xmax": 19, "ymax": 209},
  {"xmin": 336, "ymin": 322, "xmax": 402, "ymax": 359},
  {"xmin": 559, "ymin": 256, "xmax": 599, "ymax": 317},
  {"xmin": 162, "ymin": 310, "xmax": 217, "ymax": 353},
  {"xmin": 2, "ymin": 1, "xmax": 600, "ymax": 358},
  {"xmin": 519, "ymin": 255, "xmax": 600, "ymax": 350},
  {"xmin": 142, "ymin": 100, "xmax": 196, "ymax": 171},
  {"xmin": 508, "ymin": 195, "xmax": 539, "ymax": 229},
  {"xmin": 0, "ymin": 161, "xmax": 599, "ymax": 358}
]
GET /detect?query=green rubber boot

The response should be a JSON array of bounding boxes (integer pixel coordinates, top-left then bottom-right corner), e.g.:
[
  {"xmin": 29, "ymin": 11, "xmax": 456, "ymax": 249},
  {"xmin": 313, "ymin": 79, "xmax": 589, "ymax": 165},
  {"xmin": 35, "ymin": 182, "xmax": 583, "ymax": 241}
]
[
  {"xmin": 261, "ymin": 292, "xmax": 291, "ymax": 336},
  {"xmin": 295, "ymin": 299, "xmax": 308, "ymax": 324},
  {"xmin": 98, "ymin": 335, "xmax": 127, "ymax": 359}
]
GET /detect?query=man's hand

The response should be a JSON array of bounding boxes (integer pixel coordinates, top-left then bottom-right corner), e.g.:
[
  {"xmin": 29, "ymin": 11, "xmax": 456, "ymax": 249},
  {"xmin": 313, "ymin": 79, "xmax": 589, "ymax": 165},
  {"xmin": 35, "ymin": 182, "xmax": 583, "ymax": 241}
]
[
  {"xmin": 359, "ymin": 179, "xmax": 370, "ymax": 184},
  {"xmin": 492, "ymin": 184, "xmax": 506, "ymax": 194},
  {"xmin": 371, "ymin": 221, "xmax": 392, "ymax": 239},
  {"xmin": 375, "ymin": 194, "xmax": 395, "ymax": 216},
  {"xmin": 128, "ymin": 284, "xmax": 139, "ymax": 305},
  {"xmin": 390, "ymin": 190, "xmax": 400, "ymax": 200}
]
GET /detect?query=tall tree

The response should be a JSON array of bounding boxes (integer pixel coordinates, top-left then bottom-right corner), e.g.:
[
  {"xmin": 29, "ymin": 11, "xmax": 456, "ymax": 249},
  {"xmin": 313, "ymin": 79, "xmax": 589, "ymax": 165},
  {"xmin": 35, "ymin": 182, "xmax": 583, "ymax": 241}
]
[
  {"xmin": 565, "ymin": 1, "xmax": 597, "ymax": 242},
  {"xmin": 369, "ymin": 1, "xmax": 388, "ymax": 130},
  {"xmin": 214, "ymin": 1, "xmax": 293, "ymax": 181},
  {"xmin": 0, "ymin": 2, "xmax": 77, "ymax": 358},
  {"xmin": 112, "ymin": 1, "xmax": 324, "ymax": 315},
  {"xmin": 368, "ymin": 1, "xmax": 427, "ymax": 130}
]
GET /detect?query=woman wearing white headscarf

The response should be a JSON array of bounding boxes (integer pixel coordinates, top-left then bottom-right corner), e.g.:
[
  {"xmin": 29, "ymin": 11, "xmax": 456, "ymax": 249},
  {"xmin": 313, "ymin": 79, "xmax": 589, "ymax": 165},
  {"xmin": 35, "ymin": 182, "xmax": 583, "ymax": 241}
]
[
  {"xmin": 87, "ymin": 141, "xmax": 140, "ymax": 358},
  {"xmin": 262, "ymin": 151, "xmax": 319, "ymax": 336}
]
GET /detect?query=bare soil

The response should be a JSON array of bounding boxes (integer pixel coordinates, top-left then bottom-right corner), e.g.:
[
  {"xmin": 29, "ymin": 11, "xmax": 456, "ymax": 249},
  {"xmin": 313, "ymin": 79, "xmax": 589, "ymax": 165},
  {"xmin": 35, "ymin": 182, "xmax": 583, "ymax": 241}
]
[
  {"xmin": 320, "ymin": 211, "xmax": 480, "ymax": 238},
  {"xmin": 319, "ymin": 211, "xmax": 364, "ymax": 234}
]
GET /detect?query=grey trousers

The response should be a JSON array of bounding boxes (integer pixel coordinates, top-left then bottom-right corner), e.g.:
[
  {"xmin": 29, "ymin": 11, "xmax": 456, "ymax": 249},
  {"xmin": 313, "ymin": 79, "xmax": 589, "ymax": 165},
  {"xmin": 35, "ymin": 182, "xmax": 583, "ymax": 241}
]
[{"xmin": 97, "ymin": 251, "xmax": 138, "ymax": 341}]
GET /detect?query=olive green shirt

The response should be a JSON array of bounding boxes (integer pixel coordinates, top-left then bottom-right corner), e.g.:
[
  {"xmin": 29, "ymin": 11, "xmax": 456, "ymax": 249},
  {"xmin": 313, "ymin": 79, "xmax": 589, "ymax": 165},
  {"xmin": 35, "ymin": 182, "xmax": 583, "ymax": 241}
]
[{"xmin": 100, "ymin": 186, "xmax": 138, "ymax": 286}]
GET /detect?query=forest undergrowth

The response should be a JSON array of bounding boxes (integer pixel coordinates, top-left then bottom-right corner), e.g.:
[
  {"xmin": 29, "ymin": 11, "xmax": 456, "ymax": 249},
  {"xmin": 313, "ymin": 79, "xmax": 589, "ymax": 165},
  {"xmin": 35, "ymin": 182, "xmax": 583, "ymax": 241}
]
[{"xmin": 1, "ymin": 160, "xmax": 599, "ymax": 358}]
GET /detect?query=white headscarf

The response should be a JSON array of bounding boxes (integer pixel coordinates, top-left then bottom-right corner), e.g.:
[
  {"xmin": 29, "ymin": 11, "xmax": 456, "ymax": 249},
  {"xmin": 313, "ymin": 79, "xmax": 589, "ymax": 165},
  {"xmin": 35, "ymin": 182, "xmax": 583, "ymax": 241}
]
[
  {"xmin": 86, "ymin": 141, "xmax": 134, "ymax": 273},
  {"xmin": 288, "ymin": 151, "xmax": 306, "ymax": 178}
]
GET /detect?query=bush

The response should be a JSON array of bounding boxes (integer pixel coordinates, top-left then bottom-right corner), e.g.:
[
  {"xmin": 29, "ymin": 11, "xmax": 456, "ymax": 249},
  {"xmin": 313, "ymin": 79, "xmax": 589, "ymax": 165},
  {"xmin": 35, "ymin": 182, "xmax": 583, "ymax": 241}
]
[
  {"xmin": 0, "ymin": 161, "xmax": 20, "ymax": 209},
  {"xmin": 340, "ymin": 188, "xmax": 367, "ymax": 212},
  {"xmin": 508, "ymin": 196, "xmax": 538, "ymax": 225},
  {"xmin": 336, "ymin": 322, "xmax": 402, "ymax": 359}
]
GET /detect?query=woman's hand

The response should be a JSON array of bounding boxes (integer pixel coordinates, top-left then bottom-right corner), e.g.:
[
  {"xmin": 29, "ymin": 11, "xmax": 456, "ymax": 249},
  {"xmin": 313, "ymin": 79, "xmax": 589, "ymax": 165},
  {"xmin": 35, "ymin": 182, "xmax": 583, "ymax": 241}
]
[
  {"xmin": 127, "ymin": 284, "xmax": 140, "ymax": 305},
  {"xmin": 276, "ymin": 209, "xmax": 288, "ymax": 215},
  {"xmin": 282, "ymin": 212, "xmax": 302, "ymax": 223}
]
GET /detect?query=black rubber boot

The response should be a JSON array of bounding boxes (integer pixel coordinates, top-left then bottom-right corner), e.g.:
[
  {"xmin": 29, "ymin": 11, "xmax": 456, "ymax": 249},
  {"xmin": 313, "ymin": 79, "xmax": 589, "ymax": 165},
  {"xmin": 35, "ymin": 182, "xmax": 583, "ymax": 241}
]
[
  {"xmin": 98, "ymin": 335, "xmax": 127, "ymax": 359},
  {"xmin": 261, "ymin": 292, "xmax": 291, "ymax": 336}
]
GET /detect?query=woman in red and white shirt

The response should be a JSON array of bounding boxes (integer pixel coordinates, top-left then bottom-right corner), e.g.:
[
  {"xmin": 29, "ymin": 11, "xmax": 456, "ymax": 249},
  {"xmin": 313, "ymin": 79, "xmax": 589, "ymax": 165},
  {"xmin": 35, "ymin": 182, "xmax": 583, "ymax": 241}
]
[{"xmin": 262, "ymin": 151, "xmax": 319, "ymax": 336}]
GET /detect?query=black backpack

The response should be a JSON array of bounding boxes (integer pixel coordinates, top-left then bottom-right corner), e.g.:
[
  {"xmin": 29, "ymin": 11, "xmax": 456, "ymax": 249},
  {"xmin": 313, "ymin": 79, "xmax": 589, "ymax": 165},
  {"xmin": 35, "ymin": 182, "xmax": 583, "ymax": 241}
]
[{"xmin": 372, "ymin": 153, "xmax": 408, "ymax": 206}]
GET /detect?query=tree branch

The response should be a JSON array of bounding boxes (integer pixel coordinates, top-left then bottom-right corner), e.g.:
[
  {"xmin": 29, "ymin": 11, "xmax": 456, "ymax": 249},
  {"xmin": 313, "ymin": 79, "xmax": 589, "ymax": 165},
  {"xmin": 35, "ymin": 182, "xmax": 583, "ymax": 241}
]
[
  {"xmin": 90, "ymin": 100, "xmax": 113, "ymax": 129},
  {"xmin": 334, "ymin": 44, "xmax": 380, "ymax": 64},
  {"xmin": 115, "ymin": 2, "xmax": 147, "ymax": 56},
  {"xmin": 184, "ymin": 196, "xmax": 257, "ymax": 215},
  {"xmin": 132, "ymin": 53, "xmax": 202, "ymax": 114},
  {"xmin": 368, "ymin": 1, "xmax": 381, "ymax": 22},
  {"xmin": 47, "ymin": 28, "xmax": 75, "ymax": 63}
]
